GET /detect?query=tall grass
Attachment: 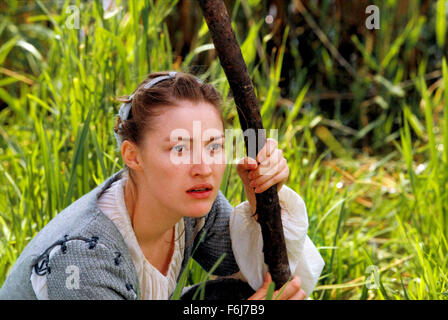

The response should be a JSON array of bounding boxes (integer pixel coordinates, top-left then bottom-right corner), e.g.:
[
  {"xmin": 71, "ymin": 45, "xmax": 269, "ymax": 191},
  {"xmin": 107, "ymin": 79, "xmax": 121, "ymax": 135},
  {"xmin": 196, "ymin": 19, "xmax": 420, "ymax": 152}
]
[{"xmin": 0, "ymin": 0, "xmax": 447, "ymax": 300}]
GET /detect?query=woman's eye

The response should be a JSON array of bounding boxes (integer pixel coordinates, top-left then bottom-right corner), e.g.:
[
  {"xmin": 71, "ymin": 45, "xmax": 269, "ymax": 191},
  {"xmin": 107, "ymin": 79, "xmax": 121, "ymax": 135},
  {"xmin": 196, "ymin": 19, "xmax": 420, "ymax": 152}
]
[
  {"xmin": 208, "ymin": 143, "xmax": 224, "ymax": 151},
  {"xmin": 171, "ymin": 143, "xmax": 222, "ymax": 153},
  {"xmin": 172, "ymin": 145, "xmax": 187, "ymax": 153}
]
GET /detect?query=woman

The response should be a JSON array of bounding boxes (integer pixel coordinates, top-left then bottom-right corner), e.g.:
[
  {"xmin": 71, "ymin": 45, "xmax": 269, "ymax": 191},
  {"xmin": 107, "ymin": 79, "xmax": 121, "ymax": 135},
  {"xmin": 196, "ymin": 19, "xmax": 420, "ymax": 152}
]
[{"xmin": 0, "ymin": 71, "xmax": 324, "ymax": 300}]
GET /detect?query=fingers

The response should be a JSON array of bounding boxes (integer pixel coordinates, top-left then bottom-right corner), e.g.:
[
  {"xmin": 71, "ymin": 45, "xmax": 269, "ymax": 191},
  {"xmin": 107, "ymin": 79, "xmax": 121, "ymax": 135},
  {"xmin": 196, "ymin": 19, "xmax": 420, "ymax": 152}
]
[
  {"xmin": 241, "ymin": 156, "xmax": 258, "ymax": 169},
  {"xmin": 248, "ymin": 273, "xmax": 306, "ymax": 301},
  {"xmin": 256, "ymin": 163, "xmax": 289, "ymax": 194},
  {"xmin": 236, "ymin": 157, "xmax": 258, "ymax": 173},
  {"xmin": 289, "ymin": 289, "xmax": 307, "ymax": 300},
  {"xmin": 259, "ymin": 149, "xmax": 284, "ymax": 176},
  {"xmin": 249, "ymin": 156, "xmax": 287, "ymax": 189},
  {"xmin": 248, "ymin": 290, "xmax": 263, "ymax": 300},
  {"xmin": 249, "ymin": 148, "xmax": 283, "ymax": 179},
  {"xmin": 248, "ymin": 272, "xmax": 272, "ymax": 300},
  {"xmin": 273, "ymin": 276, "xmax": 302, "ymax": 300},
  {"xmin": 238, "ymin": 139, "xmax": 282, "ymax": 179},
  {"xmin": 236, "ymin": 138, "xmax": 280, "ymax": 175},
  {"xmin": 259, "ymin": 272, "xmax": 272, "ymax": 291},
  {"xmin": 237, "ymin": 138, "xmax": 289, "ymax": 195},
  {"xmin": 236, "ymin": 157, "xmax": 258, "ymax": 186},
  {"xmin": 256, "ymin": 138, "xmax": 278, "ymax": 164}
]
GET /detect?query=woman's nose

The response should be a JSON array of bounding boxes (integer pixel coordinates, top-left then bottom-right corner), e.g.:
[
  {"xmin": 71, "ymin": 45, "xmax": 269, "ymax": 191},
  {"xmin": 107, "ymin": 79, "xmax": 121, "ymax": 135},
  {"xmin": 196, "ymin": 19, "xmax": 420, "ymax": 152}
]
[{"xmin": 190, "ymin": 151, "xmax": 213, "ymax": 177}]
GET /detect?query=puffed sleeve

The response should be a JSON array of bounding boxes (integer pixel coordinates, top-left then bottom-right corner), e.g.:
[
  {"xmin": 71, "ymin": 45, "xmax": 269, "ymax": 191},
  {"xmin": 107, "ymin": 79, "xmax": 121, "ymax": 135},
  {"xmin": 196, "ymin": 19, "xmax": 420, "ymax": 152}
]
[
  {"xmin": 31, "ymin": 236, "xmax": 140, "ymax": 300},
  {"xmin": 229, "ymin": 185, "xmax": 325, "ymax": 297}
]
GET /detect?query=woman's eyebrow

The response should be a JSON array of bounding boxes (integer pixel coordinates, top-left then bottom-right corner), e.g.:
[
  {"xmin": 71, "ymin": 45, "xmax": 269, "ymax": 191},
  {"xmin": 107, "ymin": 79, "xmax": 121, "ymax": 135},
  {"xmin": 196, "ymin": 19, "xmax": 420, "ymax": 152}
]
[
  {"xmin": 165, "ymin": 134, "xmax": 224, "ymax": 142},
  {"xmin": 205, "ymin": 134, "xmax": 225, "ymax": 141}
]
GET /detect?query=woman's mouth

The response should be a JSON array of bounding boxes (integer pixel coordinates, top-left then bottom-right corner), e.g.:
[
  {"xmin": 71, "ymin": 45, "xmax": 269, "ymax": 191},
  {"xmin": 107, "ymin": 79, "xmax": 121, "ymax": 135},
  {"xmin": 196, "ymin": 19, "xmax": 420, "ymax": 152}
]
[{"xmin": 186, "ymin": 184, "xmax": 213, "ymax": 199}]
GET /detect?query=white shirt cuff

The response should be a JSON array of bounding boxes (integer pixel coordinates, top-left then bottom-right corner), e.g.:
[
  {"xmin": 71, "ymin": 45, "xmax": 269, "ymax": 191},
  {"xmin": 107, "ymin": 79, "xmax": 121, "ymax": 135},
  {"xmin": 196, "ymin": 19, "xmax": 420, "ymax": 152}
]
[{"xmin": 229, "ymin": 185, "xmax": 325, "ymax": 297}]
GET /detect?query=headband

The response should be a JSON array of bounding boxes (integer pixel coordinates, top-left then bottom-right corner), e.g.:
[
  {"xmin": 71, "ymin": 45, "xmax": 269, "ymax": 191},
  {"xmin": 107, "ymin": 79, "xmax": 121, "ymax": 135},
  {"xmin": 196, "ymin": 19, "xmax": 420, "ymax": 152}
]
[{"xmin": 114, "ymin": 72, "xmax": 203, "ymax": 147}]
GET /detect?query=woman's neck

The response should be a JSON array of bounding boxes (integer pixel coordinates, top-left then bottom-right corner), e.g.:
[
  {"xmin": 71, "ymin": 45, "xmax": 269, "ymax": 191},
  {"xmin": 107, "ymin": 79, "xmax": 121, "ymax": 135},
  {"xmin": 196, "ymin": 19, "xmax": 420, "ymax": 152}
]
[{"xmin": 123, "ymin": 177, "xmax": 179, "ymax": 247}]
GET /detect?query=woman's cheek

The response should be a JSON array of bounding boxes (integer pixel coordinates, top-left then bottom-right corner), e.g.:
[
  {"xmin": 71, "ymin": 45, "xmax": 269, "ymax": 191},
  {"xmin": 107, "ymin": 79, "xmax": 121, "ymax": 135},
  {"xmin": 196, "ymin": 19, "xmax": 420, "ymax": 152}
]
[
  {"xmin": 167, "ymin": 149, "xmax": 189, "ymax": 166},
  {"xmin": 213, "ymin": 162, "xmax": 226, "ymax": 185}
]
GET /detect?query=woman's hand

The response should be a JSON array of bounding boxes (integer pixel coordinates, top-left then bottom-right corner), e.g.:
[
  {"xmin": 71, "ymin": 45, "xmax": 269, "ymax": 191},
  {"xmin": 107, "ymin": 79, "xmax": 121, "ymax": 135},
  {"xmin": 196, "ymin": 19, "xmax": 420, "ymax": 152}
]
[
  {"xmin": 248, "ymin": 272, "xmax": 306, "ymax": 300},
  {"xmin": 236, "ymin": 138, "xmax": 289, "ymax": 216}
]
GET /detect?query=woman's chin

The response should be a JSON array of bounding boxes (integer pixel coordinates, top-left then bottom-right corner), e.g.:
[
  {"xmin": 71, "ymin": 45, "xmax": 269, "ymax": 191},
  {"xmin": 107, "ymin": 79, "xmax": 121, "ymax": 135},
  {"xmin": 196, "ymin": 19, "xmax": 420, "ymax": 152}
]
[{"xmin": 182, "ymin": 203, "xmax": 213, "ymax": 218}]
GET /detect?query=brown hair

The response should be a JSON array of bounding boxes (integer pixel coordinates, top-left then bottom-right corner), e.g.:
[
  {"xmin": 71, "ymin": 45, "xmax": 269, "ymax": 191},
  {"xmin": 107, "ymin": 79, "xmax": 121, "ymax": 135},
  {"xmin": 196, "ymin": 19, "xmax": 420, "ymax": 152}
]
[
  {"xmin": 113, "ymin": 71, "xmax": 224, "ymax": 147},
  {"xmin": 114, "ymin": 72, "xmax": 225, "ymax": 245}
]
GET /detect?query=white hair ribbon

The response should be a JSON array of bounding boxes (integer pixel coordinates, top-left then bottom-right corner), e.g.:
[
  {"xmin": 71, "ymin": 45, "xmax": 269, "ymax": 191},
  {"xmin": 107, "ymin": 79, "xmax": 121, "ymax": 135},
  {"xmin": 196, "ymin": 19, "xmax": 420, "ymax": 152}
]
[{"xmin": 114, "ymin": 72, "xmax": 203, "ymax": 147}]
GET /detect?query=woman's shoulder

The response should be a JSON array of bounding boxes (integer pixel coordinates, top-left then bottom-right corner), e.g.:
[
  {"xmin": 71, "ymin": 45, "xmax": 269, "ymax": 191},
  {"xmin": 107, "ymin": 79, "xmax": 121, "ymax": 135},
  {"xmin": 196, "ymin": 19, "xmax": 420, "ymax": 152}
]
[
  {"xmin": 24, "ymin": 170, "xmax": 127, "ymax": 257},
  {"xmin": 0, "ymin": 204, "xmax": 138, "ymax": 299},
  {"xmin": 0, "ymin": 170, "xmax": 139, "ymax": 299},
  {"xmin": 31, "ymin": 231, "xmax": 139, "ymax": 299}
]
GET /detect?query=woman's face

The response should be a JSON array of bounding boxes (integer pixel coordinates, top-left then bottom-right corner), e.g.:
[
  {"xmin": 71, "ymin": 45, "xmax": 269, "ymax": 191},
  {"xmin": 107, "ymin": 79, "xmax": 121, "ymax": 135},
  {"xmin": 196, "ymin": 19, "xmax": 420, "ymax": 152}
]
[{"xmin": 135, "ymin": 100, "xmax": 227, "ymax": 219}]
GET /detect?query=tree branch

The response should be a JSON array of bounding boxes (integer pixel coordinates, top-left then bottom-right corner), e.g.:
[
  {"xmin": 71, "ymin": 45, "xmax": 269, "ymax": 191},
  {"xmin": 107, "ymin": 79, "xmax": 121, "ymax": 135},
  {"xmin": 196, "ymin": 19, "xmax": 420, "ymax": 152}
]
[{"xmin": 198, "ymin": 0, "xmax": 291, "ymax": 289}]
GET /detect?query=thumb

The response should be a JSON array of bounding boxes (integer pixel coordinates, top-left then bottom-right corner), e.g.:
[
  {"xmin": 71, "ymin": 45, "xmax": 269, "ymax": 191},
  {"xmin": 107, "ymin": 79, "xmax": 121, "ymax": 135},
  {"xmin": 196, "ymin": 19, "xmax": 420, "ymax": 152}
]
[
  {"xmin": 248, "ymin": 272, "xmax": 272, "ymax": 300},
  {"xmin": 261, "ymin": 272, "xmax": 272, "ymax": 289},
  {"xmin": 237, "ymin": 157, "xmax": 258, "ymax": 171}
]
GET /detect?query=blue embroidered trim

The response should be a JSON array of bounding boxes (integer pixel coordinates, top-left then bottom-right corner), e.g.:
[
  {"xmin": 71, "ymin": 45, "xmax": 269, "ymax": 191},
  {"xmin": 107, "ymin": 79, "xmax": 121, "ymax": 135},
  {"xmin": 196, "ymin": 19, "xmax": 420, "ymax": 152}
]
[{"xmin": 33, "ymin": 235, "xmax": 100, "ymax": 276}]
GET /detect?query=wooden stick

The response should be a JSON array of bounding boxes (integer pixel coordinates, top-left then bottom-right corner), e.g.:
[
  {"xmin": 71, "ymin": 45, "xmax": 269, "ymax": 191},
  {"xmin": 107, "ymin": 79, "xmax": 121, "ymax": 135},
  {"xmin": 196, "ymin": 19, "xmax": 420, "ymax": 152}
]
[{"xmin": 198, "ymin": 0, "xmax": 291, "ymax": 289}]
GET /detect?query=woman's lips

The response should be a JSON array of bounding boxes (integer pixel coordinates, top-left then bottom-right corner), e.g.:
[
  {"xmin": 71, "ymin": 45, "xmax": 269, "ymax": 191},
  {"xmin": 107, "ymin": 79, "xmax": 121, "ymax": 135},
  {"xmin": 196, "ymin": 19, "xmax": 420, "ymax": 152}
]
[
  {"xmin": 186, "ymin": 189, "xmax": 213, "ymax": 199},
  {"xmin": 186, "ymin": 183, "xmax": 213, "ymax": 199}
]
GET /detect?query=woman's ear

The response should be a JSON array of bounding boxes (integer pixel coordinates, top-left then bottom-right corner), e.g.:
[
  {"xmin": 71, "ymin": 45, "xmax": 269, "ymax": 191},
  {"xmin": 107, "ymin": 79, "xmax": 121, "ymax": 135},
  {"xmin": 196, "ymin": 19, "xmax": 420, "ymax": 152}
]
[{"xmin": 121, "ymin": 140, "xmax": 143, "ymax": 171}]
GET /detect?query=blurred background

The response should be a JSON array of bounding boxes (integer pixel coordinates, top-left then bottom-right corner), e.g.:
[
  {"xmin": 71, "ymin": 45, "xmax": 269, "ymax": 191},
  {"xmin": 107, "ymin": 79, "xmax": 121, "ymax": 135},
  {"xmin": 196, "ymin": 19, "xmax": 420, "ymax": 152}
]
[{"xmin": 0, "ymin": 0, "xmax": 447, "ymax": 299}]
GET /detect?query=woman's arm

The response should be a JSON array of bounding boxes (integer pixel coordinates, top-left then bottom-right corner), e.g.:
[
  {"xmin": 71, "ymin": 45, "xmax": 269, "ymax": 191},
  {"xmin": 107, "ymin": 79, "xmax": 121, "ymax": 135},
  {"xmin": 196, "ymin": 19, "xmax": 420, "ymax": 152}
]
[
  {"xmin": 230, "ymin": 184, "xmax": 325, "ymax": 298},
  {"xmin": 191, "ymin": 138, "xmax": 324, "ymax": 299},
  {"xmin": 233, "ymin": 138, "xmax": 325, "ymax": 299}
]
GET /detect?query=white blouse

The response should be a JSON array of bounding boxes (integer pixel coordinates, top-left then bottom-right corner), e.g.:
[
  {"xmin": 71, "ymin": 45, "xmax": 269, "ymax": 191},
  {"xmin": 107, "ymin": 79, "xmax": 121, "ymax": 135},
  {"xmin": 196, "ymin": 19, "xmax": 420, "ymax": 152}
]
[{"xmin": 30, "ymin": 175, "xmax": 325, "ymax": 299}]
